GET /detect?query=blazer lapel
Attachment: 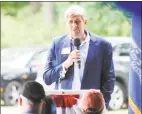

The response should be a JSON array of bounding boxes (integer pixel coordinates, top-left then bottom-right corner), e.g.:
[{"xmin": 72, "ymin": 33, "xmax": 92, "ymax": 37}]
[
  {"xmin": 82, "ymin": 36, "xmax": 97, "ymax": 82},
  {"xmin": 61, "ymin": 35, "xmax": 71, "ymax": 48},
  {"xmin": 60, "ymin": 35, "xmax": 74, "ymax": 88},
  {"xmin": 60, "ymin": 35, "xmax": 71, "ymax": 62}
]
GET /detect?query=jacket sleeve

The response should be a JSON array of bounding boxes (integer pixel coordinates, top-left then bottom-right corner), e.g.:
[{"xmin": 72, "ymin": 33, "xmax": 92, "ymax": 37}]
[
  {"xmin": 43, "ymin": 38, "xmax": 63, "ymax": 85},
  {"xmin": 101, "ymin": 42, "xmax": 116, "ymax": 108}
]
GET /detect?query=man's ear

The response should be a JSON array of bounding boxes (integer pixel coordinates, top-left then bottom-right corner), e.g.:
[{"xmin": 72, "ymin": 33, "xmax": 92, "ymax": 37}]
[{"xmin": 84, "ymin": 20, "xmax": 88, "ymax": 25}]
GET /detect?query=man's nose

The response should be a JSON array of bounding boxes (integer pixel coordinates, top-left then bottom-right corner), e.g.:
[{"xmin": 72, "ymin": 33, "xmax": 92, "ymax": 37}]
[{"xmin": 72, "ymin": 22, "xmax": 77, "ymax": 28}]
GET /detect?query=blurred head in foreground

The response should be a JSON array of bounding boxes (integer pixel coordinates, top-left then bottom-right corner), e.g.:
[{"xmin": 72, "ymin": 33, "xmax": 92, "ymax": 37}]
[
  {"xmin": 19, "ymin": 81, "xmax": 56, "ymax": 114},
  {"xmin": 80, "ymin": 89, "xmax": 105, "ymax": 114}
]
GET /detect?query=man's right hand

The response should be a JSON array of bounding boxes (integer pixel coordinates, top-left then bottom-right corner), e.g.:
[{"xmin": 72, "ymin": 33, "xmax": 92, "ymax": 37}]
[{"xmin": 63, "ymin": 50, "xmax": 80, "ymax": 70}]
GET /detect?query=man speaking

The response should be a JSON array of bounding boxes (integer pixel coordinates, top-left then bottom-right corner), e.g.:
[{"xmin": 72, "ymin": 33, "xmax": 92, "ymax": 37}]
[{"xmin": 43, "ymin": 5, "xmax": 115, "ymax": 108}]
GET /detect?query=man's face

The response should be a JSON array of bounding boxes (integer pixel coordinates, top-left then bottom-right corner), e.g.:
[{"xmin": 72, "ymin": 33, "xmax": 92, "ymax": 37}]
[{"xmin": 66, "ymin": 15, "xmax": 87, "ymax": 39}]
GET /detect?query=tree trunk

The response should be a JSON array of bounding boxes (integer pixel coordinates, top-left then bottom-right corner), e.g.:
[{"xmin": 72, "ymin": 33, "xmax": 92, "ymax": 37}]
[
  {"xmin": 42, "ymin": 2, "xmax": 54, "ymax": 25},
  {"xmin": 30, "ymin": 2, "xmax": 42, "ymax": 14}
]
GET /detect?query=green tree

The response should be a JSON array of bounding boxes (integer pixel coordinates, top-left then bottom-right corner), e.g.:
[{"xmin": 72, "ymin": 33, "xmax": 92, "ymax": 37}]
[
  {"xmin": 1, "ymin": 2, "xmax": 131, "ymax": 48},
  {"xmin": 1, "ymin": 2, "xmax": 29, "ymax": 16}
]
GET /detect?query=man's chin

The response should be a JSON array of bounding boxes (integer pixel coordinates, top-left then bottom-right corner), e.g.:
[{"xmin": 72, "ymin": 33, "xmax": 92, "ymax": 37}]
[
  {"xmin": 71, "ymin": 33, "xmax": 81, "ymax": 38},
  {"xmin": 72, "ymin": 36, "xmax": 80, "ymax": 39}
]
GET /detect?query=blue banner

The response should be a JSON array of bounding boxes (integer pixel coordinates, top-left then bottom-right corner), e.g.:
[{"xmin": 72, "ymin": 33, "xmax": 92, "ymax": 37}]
[
  {"xmin": 114, "ymin": 2, "xmax": 141, "ymax": 114},
  {"xmin": 128, "ymin": 12, "xmax": 141, "ymax": 114}
]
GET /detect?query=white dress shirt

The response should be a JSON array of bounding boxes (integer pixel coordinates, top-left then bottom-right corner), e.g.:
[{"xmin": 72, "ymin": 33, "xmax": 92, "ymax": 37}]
[{"xmin": 62, "ymin": 32, "xmax": 90, "ymax": 89}]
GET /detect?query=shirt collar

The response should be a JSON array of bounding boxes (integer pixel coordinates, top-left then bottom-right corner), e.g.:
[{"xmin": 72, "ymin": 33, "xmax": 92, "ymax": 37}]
[
  {"xmin": 81, "ymin": 31, "xmax": 90, "ymax": 46},
  {"xmin": 69, "ymin": 31, "xmax": 90, "ymax": 46}
]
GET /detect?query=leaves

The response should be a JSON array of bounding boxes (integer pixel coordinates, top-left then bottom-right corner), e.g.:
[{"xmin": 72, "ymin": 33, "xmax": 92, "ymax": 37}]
[
  {"xmin": 1, "ymin": 2, "xmax": 29, "ymax": 16},
  {"xmin": 1, "ymin": 2, "xmax": 131, "ymax": 48}
]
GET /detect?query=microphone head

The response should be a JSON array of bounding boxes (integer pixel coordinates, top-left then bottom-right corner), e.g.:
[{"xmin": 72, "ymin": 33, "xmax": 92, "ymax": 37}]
[{"xmin": 74, "ymin": 38, "xmax": 81, "ymax": 47}]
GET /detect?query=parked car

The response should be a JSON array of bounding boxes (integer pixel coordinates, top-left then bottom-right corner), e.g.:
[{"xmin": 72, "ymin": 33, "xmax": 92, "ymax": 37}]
[
  {"xmin": 1, "ymin": 46, "xmax": 48, "ymax": 105},
  {"xmin": 106, "ymin": 37, "xmax": 132, "ymax": 110}
]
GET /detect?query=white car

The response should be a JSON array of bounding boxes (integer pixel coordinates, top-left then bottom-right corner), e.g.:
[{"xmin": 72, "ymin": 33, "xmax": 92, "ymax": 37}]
[{"xmin": 106, "ymin": 37, "xmax": 132, "ymax": 110}]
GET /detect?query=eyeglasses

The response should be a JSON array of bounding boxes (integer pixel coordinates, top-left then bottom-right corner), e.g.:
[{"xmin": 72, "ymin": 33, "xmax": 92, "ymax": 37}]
[
  {"xmin": 83, "ymin": 108, "xmax": 101, "ymax": 114},
  {"xmin": 18, "ymin": 94, "xmax": 33, "ymax": 106},
  {"xmin": 19, "ymin": 96, "xmax": 22, "ymax": 106}
]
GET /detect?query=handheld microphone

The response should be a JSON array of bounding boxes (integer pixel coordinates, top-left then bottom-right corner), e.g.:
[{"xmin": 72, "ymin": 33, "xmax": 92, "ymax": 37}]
[{"xmin": 74, "ymin": 38, "xmax": 81, "ymax": 69}]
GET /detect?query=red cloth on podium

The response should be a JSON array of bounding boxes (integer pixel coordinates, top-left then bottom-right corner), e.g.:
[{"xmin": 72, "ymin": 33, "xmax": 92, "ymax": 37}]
[
  {"xmin": 50, "ymin": 95, "xmax": 79, "ymax": 108},
  {"xmin": 50, "ymin": 94, "xmax": 82, "ymax": 114}
]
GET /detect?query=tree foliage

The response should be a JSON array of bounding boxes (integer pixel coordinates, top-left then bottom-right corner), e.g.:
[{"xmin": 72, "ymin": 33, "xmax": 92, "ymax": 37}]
[
  {"xmin": 1, "ymin": 2, "xmax": 29, "ymax": 16},
  {"xmin": 54, "ymin": 2, "xmax": 131, "ymax": 36},
  {"xmin": 1, "ymin": 2, "xmax": 131, "ymax": 48}
]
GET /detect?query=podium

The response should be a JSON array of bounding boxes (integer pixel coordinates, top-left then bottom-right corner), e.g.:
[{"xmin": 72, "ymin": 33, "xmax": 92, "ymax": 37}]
[{"xmin": 45, "ymin": 90, "xmax": 104, "ymax": 114}]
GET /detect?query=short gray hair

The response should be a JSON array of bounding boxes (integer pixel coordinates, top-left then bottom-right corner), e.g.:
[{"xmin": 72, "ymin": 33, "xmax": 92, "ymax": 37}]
[{"xmin": 64, "ymin": 5, "xmax": 87, "ymax": 20}]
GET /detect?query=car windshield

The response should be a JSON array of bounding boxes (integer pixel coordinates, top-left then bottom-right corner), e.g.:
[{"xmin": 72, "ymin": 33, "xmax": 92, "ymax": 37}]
[
  {"xmin": 1, "ymin": 48, "xmax": 22, "ymax": 63},
  {"xmin": 10, "ymin": 52, "xmax": 35, "ymax": 68},
  {"xmin": 1, "ymin": 48, "xmax": 37, "ymax": 68}
]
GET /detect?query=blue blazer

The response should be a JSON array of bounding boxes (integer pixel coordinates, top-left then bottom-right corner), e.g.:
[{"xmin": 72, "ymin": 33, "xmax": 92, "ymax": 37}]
[{"xmin": 43, "ymin": 33, "xmax": 115, "ymax": 107}]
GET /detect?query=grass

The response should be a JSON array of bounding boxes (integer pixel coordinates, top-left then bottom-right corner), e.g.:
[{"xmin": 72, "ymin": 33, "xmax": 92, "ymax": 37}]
[{"xmin": 107, "ymin": 109, "xmax": 128, "ymax": 114}]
